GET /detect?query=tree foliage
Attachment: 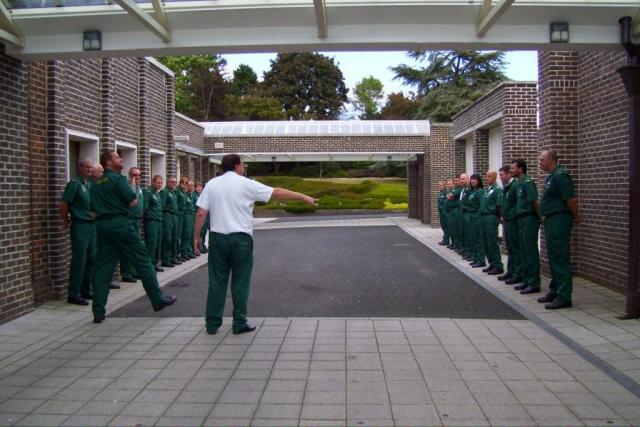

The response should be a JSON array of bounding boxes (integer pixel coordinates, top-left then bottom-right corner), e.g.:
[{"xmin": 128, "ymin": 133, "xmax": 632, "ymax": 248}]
[
  {"xmin": 157, "ymin": 55, "xmax": 229, "ymax": 121},
  {"xmin": 225, "ymin": 94, "xmax": 287, "ymax": 120},
  {"xmin": 391, "ymin": 50, "xmax": 507, "ymax": 121},
  {"xmin": 380, "ymin": 92, "xmax": 420, "ymax": 119},
  {"xmin": 351, "ymin": 76, "xmax": 384, "ymax": 119},
  {"xmin": 231, "ymin": 64, "xmax": 258, "ymax": 96},
  {"xmin": 262, "ymin": 53, "xmax": 349, "ymax": 120}
]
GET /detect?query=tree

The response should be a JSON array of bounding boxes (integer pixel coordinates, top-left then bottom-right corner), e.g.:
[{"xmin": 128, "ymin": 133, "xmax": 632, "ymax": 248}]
[
  {"xmin": 225, "ymin": 94, "xmax": 287, "ymax": 120},
  {"xmin": 391, "ymin": 50, "xmax": 507, "ymax": 121},
  {"xmin": 232, "ymin": 64, "xmax": 258, "ymax": 96},
  {"xmin": 157, "ymin": 55, "xmax": 229, "ymax": 121},
  {"xmin": 380, "ymin": 92, "xmax": 420, "ymax": 119},
  {"xmin": 351, "ymin": 76, "xmax": 384, "ymax": 119},
  {"xmin": 262, "ymin": 53, "xmax": 349, "ymax": 120}
]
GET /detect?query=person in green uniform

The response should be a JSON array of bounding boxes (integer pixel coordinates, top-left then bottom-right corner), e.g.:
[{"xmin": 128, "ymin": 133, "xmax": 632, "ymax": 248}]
[
  {"xmin": 538, "ymin": 150, "xmax": 582, "ymax": 309},
  {"xmin": 498, "ymin": 166, "xmax": 523, "ymax": 284},
  {"xmin": 437, "ymin": 181, "xmax": 450, "ymax": 246},
  {"xmin": 479, "ymin": 170, "xmax": 504, "ymax": 275},
  {"xmin": 160, "ymin": 176, "xmax": 179, "ymax": 267},
  {"xmin": 195, "ymin": 182, "xmax": 209, "ymax": 254},
  {"xmin": 90, "ymin": 150, "xmax": 176, "ymax": 323},
  {"xmin": 59, "ymin": 158, "xmax": 96, "ymax": 305},
  {"xmin": 120, "ymin": 167, "xmax": 143, "ymax": 283},
  {"xmin": 467, "ymin": 174, "xmax": 485, "ymax": 268},
  {"xmin": 144, "ymin": 175, "xmax": 164, "ymax": 272},
  {"xmin": 180, "ymin": 181, "xmax": 196, "ymax": 259},
  {"xmin": 511, "ymin": 159, "xmax": 541, "ymax": 295},
  {"xmin": 446, "ymin": 178, "xmax": 462, "ymax": 251},
  {"xmin": 459, "ymin": 174, "xmax": 473, "ymax": 259},
  {"xmin": 174, "ymin": 177, "xmax": 188, "ymax": 263}
]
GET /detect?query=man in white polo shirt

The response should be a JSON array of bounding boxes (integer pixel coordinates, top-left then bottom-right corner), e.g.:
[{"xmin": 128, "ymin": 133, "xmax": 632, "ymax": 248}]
[{"xmin": 194, "ymin": 154, "xmax": 317, "ymax": 335}]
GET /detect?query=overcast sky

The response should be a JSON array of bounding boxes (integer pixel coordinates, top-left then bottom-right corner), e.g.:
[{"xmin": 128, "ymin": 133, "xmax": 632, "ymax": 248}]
[{"xmin": 221, "ymin": 50, "xmax": 538, "ymax": 100}]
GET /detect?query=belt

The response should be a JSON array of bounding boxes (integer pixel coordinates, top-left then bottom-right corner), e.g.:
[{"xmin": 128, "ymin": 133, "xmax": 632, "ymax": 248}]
[
  {"xmin": 481, "ymin": 213, "xmax": 499, "ymax": 216},
  {"xmin": 518, "ymin": 212, "xmax": 537, "ymax": 218}
]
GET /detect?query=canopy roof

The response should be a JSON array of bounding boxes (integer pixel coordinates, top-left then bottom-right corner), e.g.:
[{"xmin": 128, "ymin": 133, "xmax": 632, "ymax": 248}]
[
  {"xmin": 208, "ymin": 152, "xmax": 421, "ymax": 164},
  {"xmin": 1, "ymin": 0, "xmax": 637, "ymax": 60}
]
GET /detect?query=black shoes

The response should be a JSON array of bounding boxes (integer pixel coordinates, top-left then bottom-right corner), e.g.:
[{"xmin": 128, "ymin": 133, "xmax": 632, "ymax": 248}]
[
  {"xmin": 93, "ymin": 314, "xmax": 105, "ymax": 324},
  {"xmin": 206, "ymin": 328, "xmax": 218, "ymax": 335},
  {"xmin": 520, "ymin": 286, "xmax": 540, "ymax": 295},
  {"xmin": 513, "ymin": 284, "xmax": 527, "ymax": 291},
  {"xmin": 155, "ymin": 266, "xmax": 165, "ymax": 272},
  {"xmin": 109, "ymin": 283, "xmax": 121, "ymax": 290},
  {"xmin": 471, "ymin": 263, "xmax": 486, "ymax": 268},
  {"xmin": 505, "ymin": 277, "xmax": 523, "ymax": 285},
  {"xmin": 161, "ymin": 262, "xmax": 175, "ymax": 268},
  {"xmin": 487, "ymin": 268, "xmax": 504, "ymax": 275},
  {"xmin": 121, "ymin": 277, "xmax": 137, "ymax": 283},
  {"xmin": 497, "ymin": 273, "xmax": 512, "ymax": 281},
  {"xmin": 67, "ymin": 296, "xmax": 89, "ymax": 306},
  {"xmin": 153, "ymin": 295, "xmax": 177, "ymax": 312},
  {"xmin": 537, "ymin": 293, "xmax": 557, "ymax": 303},
  {"xmin": 233, "ymin": 324, "xmax": 256, "ymax": 335},
  {"xmin": 81, "ymin": 293, "xmax": 93, "ymax": 300},
  {"xmin": 438, "ymin": 241, "xmax": 449, "ymax": 246},
  {"xmin": 545, "ymin": 298, "xmax": 572, "ymax": 310},
  {"xmin": 173, "ymin": 259, "xmax": 183, "ymax": 265},
  {"xmin": 482, "ymin": 266, "xmax": 493, "ymax": 273}
]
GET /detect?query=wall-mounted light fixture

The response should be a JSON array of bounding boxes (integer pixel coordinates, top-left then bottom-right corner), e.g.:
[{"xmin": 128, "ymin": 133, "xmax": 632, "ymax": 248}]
[
  {"xmin": 550, "ymin": 22, "xmax": 569, "ymax": 43},
  {"xmin": 271, "ymin": 156, "xmax": 277, "ymax": 162},
  {"xmin": 83, "ymin": 30, "xmax": 102, "ymax": 51}
]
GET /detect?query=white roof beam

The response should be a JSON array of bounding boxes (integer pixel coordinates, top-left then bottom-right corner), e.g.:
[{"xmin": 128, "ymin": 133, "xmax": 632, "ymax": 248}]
[
  {"xmin": 151, "ymin": 0, "xmax": 169, "ymax": 30},
  {"xmin": 113, "ymin": 0, "xmax": 171, "ymax": 43},
  {"xmin": 476, "ymin": 0, "xmax": 515, "ymax": 37},
  {"xmin": 313, "ymin": 0, "xmax": 327, "ymax": 39},
  {"xmin": 0, "ymin": 0, "xmax": 24, "ymax": 47}
]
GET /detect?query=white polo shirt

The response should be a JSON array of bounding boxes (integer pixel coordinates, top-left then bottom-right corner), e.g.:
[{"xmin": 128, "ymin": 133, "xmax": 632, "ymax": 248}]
[{"xmin": 196, "ymin": 171, "xmax": 273, "ymax": 236}]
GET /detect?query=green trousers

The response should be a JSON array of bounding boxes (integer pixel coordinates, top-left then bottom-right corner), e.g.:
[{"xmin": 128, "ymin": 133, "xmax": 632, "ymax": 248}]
[
  {"xmin": 120, "ymin": 218, "xmax": 141, "ymax": 279},
  {"xmin": 504, "ymin": 219, "xmax": 521, "ymax": 278},
  {"xmin": 200, "ymin": 215, "xmax": 209, "ymax": 250},
  {"xmin": 461, "ymin": 211, "xmax": 472, "ymax": 253},
  {"xmin": 68, "ymin": 220, "xmax": 96, "ymax": 298},
  {"xmin": 481, "ymin": 214, "xmax": 503, "ymax": 270},
  {"xmin": 145, "ymin": 219, "xmax": 162, "ymax": 265},
  {"xmin": 161, "ymin": 213, "xmax": 177, "ymax": 264},
  {"xmin": 92, "ymin": 216, "xmax": 164, "ymax": 318},
  {"xmin": 544, "ymin": 213, "xmax": 574, "ymax": 303},
  {"xmin": 206, "ymin": 232, "xmax": 253, "ymax": 333},
  {"xmin": 447, "ymin": 209, "xmax": 461, "ymax": 247},
  {"xmin": 518, "ymin": 214, "xmax": 540, "ymax": 289},
  {"xmin": 471, "ymin": 213, "xmax": 485, "ymax": 265},
  {"xmin": 181, "ymin": 213, "xmax": 195, "ymax": 256},
  {"xmin": 439, "ymin": 209, "xmax": 450, "ymax": 244},
  {"xmin": 174, "ymin": 213, "xmax": 184, "ymax": 259}
]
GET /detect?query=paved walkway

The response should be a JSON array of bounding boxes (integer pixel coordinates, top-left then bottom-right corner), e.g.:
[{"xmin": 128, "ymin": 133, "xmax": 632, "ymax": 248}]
[{"xmin": 0, "ymin": 216, "xmax": 639, "ymax": 426}]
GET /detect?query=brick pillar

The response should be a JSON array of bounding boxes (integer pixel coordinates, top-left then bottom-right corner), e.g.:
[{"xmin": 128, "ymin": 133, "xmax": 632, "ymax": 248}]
[
  {"xmin": 502, "ymin": 84, "xmax": 538, "ymax": 174},
  {"xmin": 166, "ymin": 77, "xmax": 176, "ymax": 178},
  {"xmin": 454, "ymin": 139, "xmax": 466, "ymax": 176},
  {"xmin": 418, "ymin": 154, "xmax": 426, "ymax": 223},
  {"xmin": 47, "ymin": 60, "xmax": 70, "ymax": 299},
  {"xmin": 138, "ymin": 58, "xmax": 151, "ymax": 187},
  {"xmin": 101, "ymin": 58, "xmax": 115, "ymax": 152},
  {"xmin": 407, "ymin": 160, "xmax": 419, "ymax": 219},
  {"xmin": 428, "ymin": 124, "xmax": 454, "ymax": 225},
  {"xmin": 538, "ymin": 51, "xmax": 580, "ymax": 276},
  {"xmin": 473, "ymin": 129, "xmax": 489, "ymax": 176},
  {"xmin": 29, "ymin": 61, "xmax": 52, "ymax": 304}
]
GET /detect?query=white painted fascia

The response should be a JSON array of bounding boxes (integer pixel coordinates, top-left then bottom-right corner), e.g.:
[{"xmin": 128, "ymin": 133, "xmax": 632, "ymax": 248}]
[{"xmin": 453, "ymin": 112, "xmax": 503, "ymax": 140}]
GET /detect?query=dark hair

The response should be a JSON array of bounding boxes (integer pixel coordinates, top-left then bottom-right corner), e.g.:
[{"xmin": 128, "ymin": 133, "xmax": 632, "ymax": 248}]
[
  {"xmin": 221, "ymin": 154, "xmax": 242, "ymax": 172},
  {"xmin": 100, "ymin": 150, "xmax": 116, "ymax": 168},
  {"xmin": 499, "ymin": 166, "xmax": 510, "ymax": 174},
  {"xmin": 512, "ymin": 158, "xmax": 527, "ymax": 174},
  {"xmin": 547, "ymin": 149, "xmax": 558, "ymax": 161},
  {"xmin": 470, "ymin": 173, "xmax": 484, "ymax": 189}
]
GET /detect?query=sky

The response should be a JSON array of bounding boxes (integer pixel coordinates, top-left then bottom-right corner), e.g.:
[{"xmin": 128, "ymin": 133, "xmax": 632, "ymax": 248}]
[{"xmin": 221, "ymin": 51, "xmax": 538, "ymax": 101}]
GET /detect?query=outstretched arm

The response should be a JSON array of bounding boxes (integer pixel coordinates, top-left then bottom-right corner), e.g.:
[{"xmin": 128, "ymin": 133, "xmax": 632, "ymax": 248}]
[{"xmin": 270, "ymin": 188, "xmax": 317, "ymax": 205}]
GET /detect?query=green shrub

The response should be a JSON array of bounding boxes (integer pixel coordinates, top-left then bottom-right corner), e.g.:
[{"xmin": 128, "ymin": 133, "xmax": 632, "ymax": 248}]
[{"xmin": 284, "ymin": 202, "xmax": 316, "ymax": 214}]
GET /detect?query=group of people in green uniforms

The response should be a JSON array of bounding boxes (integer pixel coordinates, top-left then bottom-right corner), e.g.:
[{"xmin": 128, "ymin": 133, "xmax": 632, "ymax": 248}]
[
  {"xmin": 437, "ymin": 150, "xmax": 582, "ymax": 310},
  {"xmin": 59, "ymin": 150, "xmax": 211, "ymax": 322}
]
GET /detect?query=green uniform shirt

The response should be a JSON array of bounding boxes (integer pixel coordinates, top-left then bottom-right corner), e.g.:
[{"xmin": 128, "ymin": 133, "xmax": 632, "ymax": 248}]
[
  {"xmin": 144, "ymin": 188, "xmax": 163, "ymax": 221},
  {"xmin": 194, "ymin": 191, "xmax": 201, "ymax": 211},
  {"xmin": 540, "ymin": 165, "xmax": 575, "ymax": 216},
  {"xmin": 466, "ymin": 188, "xmax": 483, "ymax": 213},
  {"xmin": 176, "ymin": 188, "xmax": 186, "ymax": 213},
  {"xmin": 129, "ymin": 185, "xmax": 144, "ymax": 219},
  {"xmin": 438, "ymin": 190, "xmax": 447, "ymax": 211},
  {"xmin": 503, "ymin": 179, "xmax": 519, "ymax": 221},
  {"xmin": 479, "ymin": 183, "xmax": 503, "ymax": 215},
  {"xmin": 446, "ymin": 187, "xmax": 462, "ymax": 210},
  {"xmin": 160, "ymin": 188, "xmax": 178, "ymax": 214},
  {"xmin": 184, "ymin": 191, "xmax": 195, "ymax": 214},
  {"xmin": 460, "ymin": 186, "xmax": 472, "ymax": 212},
  {"xmin": 62, "ymin": 177, "xmax": 93, "ymax": 221},
  {"xmin": 90, "ymin": 169, "xmax": 136, "ymax": 219},
  {"xmin": 516, "ymin": 174, "xmax": 538, "ymax": 216}
]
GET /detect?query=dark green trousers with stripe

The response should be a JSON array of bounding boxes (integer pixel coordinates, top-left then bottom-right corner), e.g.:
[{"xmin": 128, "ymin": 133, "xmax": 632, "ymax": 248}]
[
  {"xmin": 161, "ymin": 213, "xmax": 177, "ymax": 264},
  {"xmin": 481, "ymin": 214, "xmax": 503, "ymax": 270},
  {"xmin": 544, "ymin": 212, "xmax": 574, "ymax": 303},
  {"xmin": 518, "ymin": 214, "xmax": 540, "ymax": 289},
  {"xmin": 206, "ymin": 232, "xmax": 253, "ymax": 333},
  {"xmin": 120, "ymin": 218, "xmax": 140, "ymax": 279},
  {"xmin": 504, "ymin": 219, "xmax": 521, "ymax": 278},
  {"xmin": 145, "ymin": 219, "xmax": 162, "ymax": 266},
  {"xmin": 68, "ymin": 220, "xmax": 96, "ymax": 298}
]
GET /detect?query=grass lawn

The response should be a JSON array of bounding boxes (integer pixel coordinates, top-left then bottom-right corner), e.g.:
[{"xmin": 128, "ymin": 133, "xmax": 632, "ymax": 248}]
[{"xmin": 254, "ymin": 177, "xmax": 408, "ymax": 213}]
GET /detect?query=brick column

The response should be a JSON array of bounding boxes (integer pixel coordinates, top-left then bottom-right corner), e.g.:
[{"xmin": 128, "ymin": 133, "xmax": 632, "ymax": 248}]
[
  {"xmin": 47, "ymin": 60, "xmax": 70, "ymax": 299},
  {"xmin": 419, "ymin": 154, "xmax": 427, "ymax": 223},
  {"xmin": 453, "ymin": 140, "xmax": 466, "ymax": 176},
  {"xmin": 428, "ymin": 124, "xmax": 454, "ymax": 225},
  {"xmin": 138, "ymin": 59, "xmax": 151, "ymax": 187},
  {"xmin": 166, "ymin": 77, "xmax": 176, "ymax": 178},
  {"xmin": 407, "ymin": 160, "xmax": 419, "ymax": 219},
  {"xmin": 101, "ymin": 58, "xmax": 115, "ymax": 152},
  {"xmin": 473, "ymin": 129, "xmax": 489, "ymax": 175},
  {"xmin": 502, "ymin": 84, "xmax": 538, "ymax": 174}
]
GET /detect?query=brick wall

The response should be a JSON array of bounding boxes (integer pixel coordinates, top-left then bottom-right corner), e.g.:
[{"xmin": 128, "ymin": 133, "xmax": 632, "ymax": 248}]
[
  {"xmin": 175, "ymin": 114, "xmax": 205, "ymax": 149},
  {"xmin": 407, "ymin": 160, "xmax": 419, "ymax": 219},
  {"xmin": 428, "ymin": 124, "xmax": 454, "ymax": 225},
  {"xmin": 62, "ymin": 60, "xmax": 101, "ymax": 137},
  {"xmin": 473, "ymin": 129, "xmax": 489, "ymax": 176},
  {"xmin": 113, "ymin": 58, "xmax": 140, "ymax": 145},
  {"xmin": 0, "ymin": 49, "xmax": 32, "ymax": 323},
  {"xmin": 502, "ymin": 84, "xmax": 539, "ymax": 177}
]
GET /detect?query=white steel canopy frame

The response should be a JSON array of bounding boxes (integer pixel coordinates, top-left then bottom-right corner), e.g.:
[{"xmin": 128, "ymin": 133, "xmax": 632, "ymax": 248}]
[{"xmin": 2, "ymin": 0, "xmax": 639, "ymax": 59}]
